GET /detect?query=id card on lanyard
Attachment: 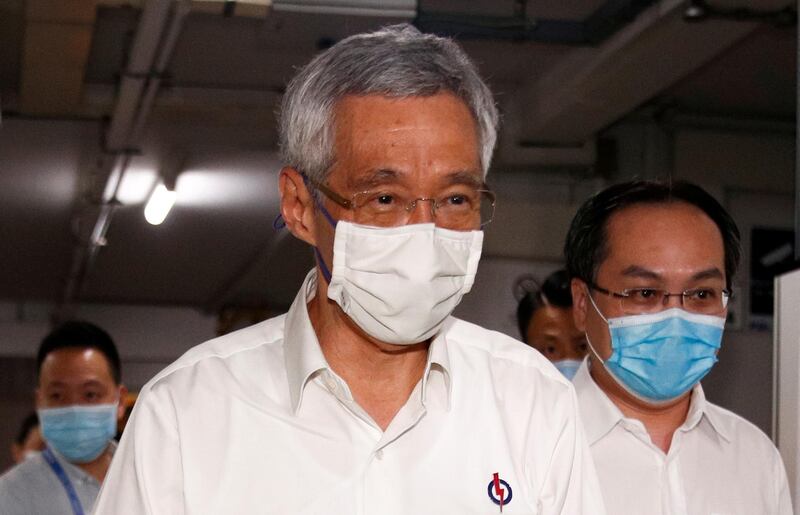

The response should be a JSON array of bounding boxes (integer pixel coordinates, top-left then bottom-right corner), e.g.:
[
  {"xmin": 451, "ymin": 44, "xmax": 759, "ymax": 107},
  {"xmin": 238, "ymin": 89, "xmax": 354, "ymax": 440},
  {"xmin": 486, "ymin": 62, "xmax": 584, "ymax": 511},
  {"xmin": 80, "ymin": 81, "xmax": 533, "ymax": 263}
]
[{"xmin": 42, "ymin": 447, "xmax": 86, "ymax": 515}]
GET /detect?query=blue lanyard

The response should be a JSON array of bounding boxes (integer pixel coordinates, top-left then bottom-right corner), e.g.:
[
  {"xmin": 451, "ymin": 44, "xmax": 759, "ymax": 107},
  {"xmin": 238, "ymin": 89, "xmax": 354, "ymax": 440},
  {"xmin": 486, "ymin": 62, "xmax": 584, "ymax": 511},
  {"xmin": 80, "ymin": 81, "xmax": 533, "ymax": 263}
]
[{"xmin": 42, "ymin": 447, "xmax": 85, "ymax": 515}]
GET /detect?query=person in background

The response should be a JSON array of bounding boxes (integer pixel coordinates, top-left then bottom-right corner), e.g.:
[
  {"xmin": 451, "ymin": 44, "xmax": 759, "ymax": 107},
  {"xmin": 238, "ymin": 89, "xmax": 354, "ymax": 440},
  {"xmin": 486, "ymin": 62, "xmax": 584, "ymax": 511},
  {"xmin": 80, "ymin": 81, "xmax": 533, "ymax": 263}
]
[
  {"xmin": 0, "ymin": 321, "xmax": 127, "ymax": 515},
  {"xmin": 565, "ymin": 180, "xmax": 791, "ymax": 515},
  {"xmin": 93, "ymin": 23, "xmax": 603, "ymax": 514},
  {"xmin": 9, "ymin": 413, "xmax": 44, "ymax": 465},
  {"xmin": 516, "ymin": 269, "xmax": 588, "ymax": 379}
]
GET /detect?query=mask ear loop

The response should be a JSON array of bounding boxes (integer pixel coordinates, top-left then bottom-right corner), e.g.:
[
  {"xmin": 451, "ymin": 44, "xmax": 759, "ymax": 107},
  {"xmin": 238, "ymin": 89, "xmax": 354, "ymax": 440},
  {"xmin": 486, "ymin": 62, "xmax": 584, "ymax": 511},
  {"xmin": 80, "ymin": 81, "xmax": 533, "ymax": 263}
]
[
  {"xmin": 301, "ymin": 174, "xmax": 337, "ymax": 284},
  {"xmin": 584, "ymin": 287, "xmax": 610, "ymax": 367}
]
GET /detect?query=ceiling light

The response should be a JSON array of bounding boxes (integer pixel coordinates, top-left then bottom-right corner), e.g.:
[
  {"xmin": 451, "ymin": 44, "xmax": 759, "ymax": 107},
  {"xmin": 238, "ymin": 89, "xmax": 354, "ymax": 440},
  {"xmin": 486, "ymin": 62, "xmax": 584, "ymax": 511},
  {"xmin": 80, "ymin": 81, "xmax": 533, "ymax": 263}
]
[
  {"xmin": 144, "ymin": 183, "xmax": 177, "ymax": 225},
  {"xmin": 684, "ymin": 0, "xmax": 707, "ymax": 20}
]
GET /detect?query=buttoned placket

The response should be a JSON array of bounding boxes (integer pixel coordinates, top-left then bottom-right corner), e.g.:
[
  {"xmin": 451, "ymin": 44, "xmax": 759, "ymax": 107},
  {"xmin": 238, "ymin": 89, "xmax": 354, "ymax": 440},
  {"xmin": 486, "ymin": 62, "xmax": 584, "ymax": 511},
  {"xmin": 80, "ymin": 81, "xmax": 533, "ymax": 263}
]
[
  {"xmin": 619, "ymin": 416, "xmax": 691, "ymax": 515},
  {"xmin": 316, "ymin": 368, "xmax": 434, "ymax": 515}
]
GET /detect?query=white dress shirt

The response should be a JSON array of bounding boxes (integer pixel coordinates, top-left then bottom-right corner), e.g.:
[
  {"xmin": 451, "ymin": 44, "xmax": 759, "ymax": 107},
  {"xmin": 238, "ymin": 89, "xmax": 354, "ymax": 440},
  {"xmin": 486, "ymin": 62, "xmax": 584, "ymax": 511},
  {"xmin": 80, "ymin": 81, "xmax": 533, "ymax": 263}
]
[
  {"xmin": 573, "ymin": 360, "xmax": 792, "ymax": 515},
  {"xmin": 93, "ymin": 271, "xmax": 605, "ymax": 515}
]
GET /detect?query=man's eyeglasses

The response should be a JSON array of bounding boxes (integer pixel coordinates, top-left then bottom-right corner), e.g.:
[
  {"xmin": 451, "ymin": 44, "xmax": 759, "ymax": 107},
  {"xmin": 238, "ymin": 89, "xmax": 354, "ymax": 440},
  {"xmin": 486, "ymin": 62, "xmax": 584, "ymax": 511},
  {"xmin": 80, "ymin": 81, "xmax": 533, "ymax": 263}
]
[
  {"xmin": 305, "ymin": 176, "xmax": 496, "ymax": 230},
  {"xmin": 589, "ymin": 283, "xmax": 731, "ymax": 316}
]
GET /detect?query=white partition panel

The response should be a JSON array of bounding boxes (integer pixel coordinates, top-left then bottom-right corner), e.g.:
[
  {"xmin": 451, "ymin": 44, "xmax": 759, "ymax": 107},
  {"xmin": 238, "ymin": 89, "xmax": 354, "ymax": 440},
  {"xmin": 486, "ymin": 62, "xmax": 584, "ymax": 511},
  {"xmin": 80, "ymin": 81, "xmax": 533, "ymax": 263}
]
[{"xmin": 775, "ymin": 268, "xmax": 800, "ymax": 507}]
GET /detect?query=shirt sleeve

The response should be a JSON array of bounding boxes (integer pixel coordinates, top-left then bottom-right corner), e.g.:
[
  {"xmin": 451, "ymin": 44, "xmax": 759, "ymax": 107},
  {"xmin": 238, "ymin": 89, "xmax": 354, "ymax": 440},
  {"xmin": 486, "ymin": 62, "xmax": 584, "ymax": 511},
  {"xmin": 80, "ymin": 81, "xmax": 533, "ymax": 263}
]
[
  {"xmin": 92, "ymin": 381, "xmax": 185, "ymax": 515},
  {"xmin": 535, "ymin": 385, "xmax": 607, "ymax": 515}
]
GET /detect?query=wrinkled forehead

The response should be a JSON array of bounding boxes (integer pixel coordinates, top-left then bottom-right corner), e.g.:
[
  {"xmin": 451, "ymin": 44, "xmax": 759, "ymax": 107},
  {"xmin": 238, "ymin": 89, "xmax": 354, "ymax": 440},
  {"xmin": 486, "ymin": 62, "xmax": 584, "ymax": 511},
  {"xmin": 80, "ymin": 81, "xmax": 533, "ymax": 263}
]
[{"xmin": 327, "ymin": 94, "xmax": 482, "ymax": 187}]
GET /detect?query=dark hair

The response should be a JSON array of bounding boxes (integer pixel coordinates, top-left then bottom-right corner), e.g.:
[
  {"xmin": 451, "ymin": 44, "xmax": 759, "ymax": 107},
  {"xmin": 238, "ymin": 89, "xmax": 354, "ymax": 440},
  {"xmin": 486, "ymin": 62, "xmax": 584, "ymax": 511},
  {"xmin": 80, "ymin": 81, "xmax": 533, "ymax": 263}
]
[
  {"xmin": 14, "ymin": 412, "xmax": 39, "ymax": 445},
  {"xmin": 564, "ymin": 180, "xmax": 741, "ymax": 289},
  {"xmin": 36, "ymin": 320, "xmax": 121, "ymax": 384},
  {"xmin": 516, "ymin": 269, "xmax": 573, "ymax": 343}
]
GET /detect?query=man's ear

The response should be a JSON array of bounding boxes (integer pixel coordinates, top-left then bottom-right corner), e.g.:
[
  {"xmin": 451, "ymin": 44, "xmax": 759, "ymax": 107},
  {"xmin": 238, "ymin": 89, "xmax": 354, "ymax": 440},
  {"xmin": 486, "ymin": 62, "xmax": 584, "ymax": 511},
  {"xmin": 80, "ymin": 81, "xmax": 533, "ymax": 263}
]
[
  {"xmin": 116, "ymin": 385, "xmax": 129, "ymax": 421},
  {"xmin": 279, "ymin": 167, "xmax": 318, "ymax": 247},
  {"xmin": 571, "ymin": 278, "xmax": 589, "ymax": 332}
]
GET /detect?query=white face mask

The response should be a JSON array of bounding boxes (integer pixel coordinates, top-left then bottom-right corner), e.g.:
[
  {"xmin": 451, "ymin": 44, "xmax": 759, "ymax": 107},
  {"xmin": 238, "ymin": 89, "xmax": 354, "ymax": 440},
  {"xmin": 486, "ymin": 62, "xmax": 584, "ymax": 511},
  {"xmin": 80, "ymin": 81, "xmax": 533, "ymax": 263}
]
[{"xmin": 325, "ymin": 221, "xmax": 483, "ymax": 345}]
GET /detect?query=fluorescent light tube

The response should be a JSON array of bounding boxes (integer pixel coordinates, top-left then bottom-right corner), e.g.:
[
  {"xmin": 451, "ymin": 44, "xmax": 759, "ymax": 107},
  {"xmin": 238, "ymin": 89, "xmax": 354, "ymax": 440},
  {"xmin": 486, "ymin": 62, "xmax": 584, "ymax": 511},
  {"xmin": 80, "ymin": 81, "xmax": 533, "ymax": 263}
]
[{"xmin": 144, "ymin": 184, "xmax": 177, "ymax": 225}]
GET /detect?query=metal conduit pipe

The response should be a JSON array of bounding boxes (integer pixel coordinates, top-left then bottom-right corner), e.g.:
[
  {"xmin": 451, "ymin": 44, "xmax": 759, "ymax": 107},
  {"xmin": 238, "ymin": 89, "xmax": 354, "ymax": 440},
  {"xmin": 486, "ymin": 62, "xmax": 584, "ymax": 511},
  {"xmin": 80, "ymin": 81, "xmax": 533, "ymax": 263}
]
[
  {"xmin": 86, "ymin": 1, "xmax": 191, "ymax": 266},
  {"xmin": 58, "ymin": 0, "xmax": 190, "ymax": 317}
]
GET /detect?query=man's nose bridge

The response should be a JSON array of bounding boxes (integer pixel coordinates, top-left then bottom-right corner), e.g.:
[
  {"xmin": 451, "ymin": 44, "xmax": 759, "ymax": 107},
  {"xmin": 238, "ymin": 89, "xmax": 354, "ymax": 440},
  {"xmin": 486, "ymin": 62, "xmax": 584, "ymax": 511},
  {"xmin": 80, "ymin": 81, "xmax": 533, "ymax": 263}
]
[
  {"xmin": 663, "ymin": 292, "xmax": 684, "ymax": 308},
  {"xmin": 407, "ymin": 197, "xmax": 436, "ymax": 223}
]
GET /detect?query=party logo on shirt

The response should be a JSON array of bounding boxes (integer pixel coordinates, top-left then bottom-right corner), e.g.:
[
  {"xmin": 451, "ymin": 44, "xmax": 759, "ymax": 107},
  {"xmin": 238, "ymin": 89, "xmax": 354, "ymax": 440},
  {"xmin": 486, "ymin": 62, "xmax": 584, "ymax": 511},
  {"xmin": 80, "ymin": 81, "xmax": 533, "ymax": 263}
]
[{"xmin": 487, "ymin": 472, "xmax": 512, "ymax": 512}]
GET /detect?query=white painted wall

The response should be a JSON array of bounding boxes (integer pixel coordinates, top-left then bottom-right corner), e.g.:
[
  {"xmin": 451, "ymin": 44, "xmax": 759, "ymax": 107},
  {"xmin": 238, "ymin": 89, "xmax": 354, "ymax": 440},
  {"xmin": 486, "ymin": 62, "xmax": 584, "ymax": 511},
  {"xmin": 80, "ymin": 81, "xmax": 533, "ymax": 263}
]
[
  {"xmin": 775, "ymin": 269, "xmax": 800, "ymax": 508},
  {"xmin": 0, "ymin": 302, "xmax": 217, "ymax": 389}
]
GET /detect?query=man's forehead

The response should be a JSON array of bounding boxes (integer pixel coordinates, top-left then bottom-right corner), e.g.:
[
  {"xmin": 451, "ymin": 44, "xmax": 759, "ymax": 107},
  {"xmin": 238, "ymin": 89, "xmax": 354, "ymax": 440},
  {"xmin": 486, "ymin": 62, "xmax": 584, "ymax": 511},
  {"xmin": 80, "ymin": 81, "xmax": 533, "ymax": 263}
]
[
  {"xmin": 601, "ymin": 202, "xmax": 725, "ymax": 275},
  {"xmin": 40, "ymin": 347, "xmax": 115, "ymax": 381},
  {"xmin": 327, "ymin": 93, "xmax": 483, "ymax": 188}
]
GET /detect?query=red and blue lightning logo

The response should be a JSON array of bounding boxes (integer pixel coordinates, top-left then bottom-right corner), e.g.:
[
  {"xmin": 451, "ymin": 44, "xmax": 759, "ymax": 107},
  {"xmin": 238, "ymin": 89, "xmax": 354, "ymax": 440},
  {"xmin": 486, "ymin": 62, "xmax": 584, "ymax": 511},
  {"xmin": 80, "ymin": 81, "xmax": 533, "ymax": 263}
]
[{"xmin": 487, "ymin": 472, "xmax": 513, "ymax": 511}]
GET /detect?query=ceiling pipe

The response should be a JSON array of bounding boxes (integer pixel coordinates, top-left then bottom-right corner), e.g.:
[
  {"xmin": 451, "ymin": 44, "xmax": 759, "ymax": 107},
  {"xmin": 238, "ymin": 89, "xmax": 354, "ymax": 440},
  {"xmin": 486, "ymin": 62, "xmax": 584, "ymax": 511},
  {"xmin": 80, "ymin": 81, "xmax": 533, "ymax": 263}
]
[
  {"xmin": 58, "ymin": 0, "xmax": 190, "ymax": 319},
  {"xmin": 87, "ymin": 1, "xmax": 191, "ymax": 264}
]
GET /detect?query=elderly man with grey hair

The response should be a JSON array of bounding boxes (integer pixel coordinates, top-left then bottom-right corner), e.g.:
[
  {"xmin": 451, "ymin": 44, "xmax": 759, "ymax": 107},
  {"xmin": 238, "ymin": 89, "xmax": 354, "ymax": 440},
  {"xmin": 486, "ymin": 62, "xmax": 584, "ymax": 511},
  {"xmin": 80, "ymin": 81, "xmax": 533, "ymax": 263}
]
[{"xmin": 94, "ymin": 24, "xmax": 604, "ymax": 514}]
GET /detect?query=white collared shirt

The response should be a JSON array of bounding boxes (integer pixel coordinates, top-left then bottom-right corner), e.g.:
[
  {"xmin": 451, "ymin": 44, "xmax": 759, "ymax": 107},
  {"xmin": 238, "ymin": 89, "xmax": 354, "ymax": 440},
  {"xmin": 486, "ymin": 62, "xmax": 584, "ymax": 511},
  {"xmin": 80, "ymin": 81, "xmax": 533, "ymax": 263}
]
[
  {"xmin": 93, "ymin": 271, "xmax": 605, "ymax": 515},
  {"xmin": 573, "ymin": 360, "xmax": 792, "ymax": 515}
]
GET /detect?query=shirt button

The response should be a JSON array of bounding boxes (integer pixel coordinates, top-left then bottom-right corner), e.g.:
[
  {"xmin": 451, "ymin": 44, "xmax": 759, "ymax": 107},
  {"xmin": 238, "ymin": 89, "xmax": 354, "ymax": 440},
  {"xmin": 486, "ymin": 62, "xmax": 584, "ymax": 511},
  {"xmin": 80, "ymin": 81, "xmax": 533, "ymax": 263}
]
[{"xmin": 375, "ymin": 449, "xmax": 384, "ymax": 460}]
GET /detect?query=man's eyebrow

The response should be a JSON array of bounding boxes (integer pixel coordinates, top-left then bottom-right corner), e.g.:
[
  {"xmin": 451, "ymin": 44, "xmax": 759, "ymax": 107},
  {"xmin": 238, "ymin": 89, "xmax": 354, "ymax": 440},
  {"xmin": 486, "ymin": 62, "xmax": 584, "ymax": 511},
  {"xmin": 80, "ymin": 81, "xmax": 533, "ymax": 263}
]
[
  {"xmin": 349, "ymin": 169, "xmax": 400, "ymax": 190},
  {"xmin": 444, "ymin": 170, "xmax": 483, "ymax": 187},
  {"xmin": 620, "ymin": 265, "xmax": 662, "ymax": 280},
  {"xmin": 44, "ymin": 381, "xmax": 67, "ymax": 389},
  {"xmin": 620, "ymin": 265, "xmax": 725, "ymax": 283},
  {"xmin": 691, "ymin": 268, "xmax": 725, "ymax": 282},
  {"xmin": 81, "ymin": 379, "xmax": 106, "ymax": 386}
]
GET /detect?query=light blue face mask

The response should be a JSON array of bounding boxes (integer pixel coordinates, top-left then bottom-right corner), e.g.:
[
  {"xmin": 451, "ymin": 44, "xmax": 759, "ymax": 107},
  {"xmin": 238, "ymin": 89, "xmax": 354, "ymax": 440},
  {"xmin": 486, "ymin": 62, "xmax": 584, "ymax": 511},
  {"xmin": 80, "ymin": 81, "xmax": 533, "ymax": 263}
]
[
  {"xmin": 587, "ymin": 294, "xmax": 725, "ymax": 403},
  {"xmin": 553, "ymin": 359, "xmax": 582, "ymax": 381},
  {"xmin": 38, "ymin": 403, "xmax": 118, "ymax": 464}
]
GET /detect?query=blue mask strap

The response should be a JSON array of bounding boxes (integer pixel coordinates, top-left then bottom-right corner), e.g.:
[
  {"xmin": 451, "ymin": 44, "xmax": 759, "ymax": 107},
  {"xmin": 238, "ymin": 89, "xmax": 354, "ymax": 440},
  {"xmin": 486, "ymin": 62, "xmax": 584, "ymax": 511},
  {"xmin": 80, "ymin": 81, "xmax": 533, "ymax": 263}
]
[
  {"xmin": 302, "ymin": 173, "xmax": 338, "ymax": 284},
  {"xmin": 314, "ymin": 247, "xmax": 332, "ymax": 283},
  {"xmin": 317, "ymin": 202, "xmax": 338, "ymax": 229}
]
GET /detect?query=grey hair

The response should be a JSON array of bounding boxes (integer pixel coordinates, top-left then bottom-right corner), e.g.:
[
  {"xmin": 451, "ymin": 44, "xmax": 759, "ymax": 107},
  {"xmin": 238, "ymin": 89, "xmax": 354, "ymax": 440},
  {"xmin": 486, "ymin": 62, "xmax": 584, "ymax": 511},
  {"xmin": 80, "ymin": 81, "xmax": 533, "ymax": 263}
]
[{"xmin": 279, "ymin": 23, "xmax": 499, "ymax": 183}]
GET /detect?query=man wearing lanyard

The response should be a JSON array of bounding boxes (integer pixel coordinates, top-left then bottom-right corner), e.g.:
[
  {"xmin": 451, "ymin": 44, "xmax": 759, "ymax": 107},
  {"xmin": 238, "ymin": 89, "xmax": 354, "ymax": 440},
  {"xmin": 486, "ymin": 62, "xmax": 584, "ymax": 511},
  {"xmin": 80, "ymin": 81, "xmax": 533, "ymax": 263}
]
[
  {"xmin": 565, "ymin": 180, "xmax": 792, "ymax": 514},
  {"xmin": 0, "ymin": 321, "xmax": 127, "ymax": 515}
]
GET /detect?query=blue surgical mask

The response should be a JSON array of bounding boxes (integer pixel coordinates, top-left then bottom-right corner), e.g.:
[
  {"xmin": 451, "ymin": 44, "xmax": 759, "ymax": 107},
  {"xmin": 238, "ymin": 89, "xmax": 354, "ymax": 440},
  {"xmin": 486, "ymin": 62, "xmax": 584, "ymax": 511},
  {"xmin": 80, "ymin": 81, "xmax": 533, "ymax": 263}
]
[
  {"xmin": 587, "ymin": 294, "xmax": 725, "ymax": 403},
  {"xmin": 38, "ymin": 403, "xmax": 118, "ymax": 463},
  {"xmin": 553, "ymin": 359, "xmax": 583, "ymax": 381}
]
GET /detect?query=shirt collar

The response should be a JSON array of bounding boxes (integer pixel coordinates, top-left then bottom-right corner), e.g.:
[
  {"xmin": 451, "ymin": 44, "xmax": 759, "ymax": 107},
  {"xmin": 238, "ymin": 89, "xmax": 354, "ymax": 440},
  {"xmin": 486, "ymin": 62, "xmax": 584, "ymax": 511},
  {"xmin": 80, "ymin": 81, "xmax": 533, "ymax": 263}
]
[
  {"xmin": 421, "ymin": 320, "xmax": 453, "ymax": 411},
  {"xmin": 283, "ymin": 269, "xmax": 453, "ymax": 414},
  {"xmin": 681, "ymin": 382, "xmax": 734, "ymax": 442},
  {"xmin": 47, "ymin": 441, "xmax": 117, "ymax": 485},
  {"xmin": 573, "ymin": 358, "xmax": 623, "ymax": 445},
  {"xmin": 284, "ymin": 270, "xmax": 330, "ymax": 413},
  {"xmin": 574, "ymin": 358, "xmax": 734, "ymax": 444}
]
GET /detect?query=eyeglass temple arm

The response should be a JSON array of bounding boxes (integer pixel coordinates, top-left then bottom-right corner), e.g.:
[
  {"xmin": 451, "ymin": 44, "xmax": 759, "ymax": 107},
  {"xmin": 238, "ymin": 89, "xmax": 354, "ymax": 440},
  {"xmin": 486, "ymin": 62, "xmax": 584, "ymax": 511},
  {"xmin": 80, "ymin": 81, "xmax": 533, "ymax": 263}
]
[
  {"xmin": 588, "ymin": 283, "xmax": 628, "ymax": 299},
  {"xmin": 303, "ymin": 175, "xmax": 352, "ymax": 209}
]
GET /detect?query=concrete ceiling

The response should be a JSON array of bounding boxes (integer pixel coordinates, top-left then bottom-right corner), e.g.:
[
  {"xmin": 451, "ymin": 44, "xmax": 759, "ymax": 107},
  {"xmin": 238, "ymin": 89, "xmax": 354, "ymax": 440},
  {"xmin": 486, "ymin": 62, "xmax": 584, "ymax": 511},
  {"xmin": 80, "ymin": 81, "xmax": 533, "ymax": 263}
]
[{"xmin": 0, "ymin": 0, "xmax": 795, "ymax": 316}]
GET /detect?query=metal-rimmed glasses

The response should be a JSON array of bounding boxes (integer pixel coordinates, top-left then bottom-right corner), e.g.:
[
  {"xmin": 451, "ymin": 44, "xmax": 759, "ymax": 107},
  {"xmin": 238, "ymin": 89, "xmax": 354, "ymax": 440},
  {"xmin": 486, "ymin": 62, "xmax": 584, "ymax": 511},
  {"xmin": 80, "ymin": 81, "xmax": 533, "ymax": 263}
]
[
  {"xmin": 305, "ymin": 176, "xmax": 496, "ymax": 230},
  {"xmin": 589, "ymin": 282, "xmax": 731, "ymax": 316}
]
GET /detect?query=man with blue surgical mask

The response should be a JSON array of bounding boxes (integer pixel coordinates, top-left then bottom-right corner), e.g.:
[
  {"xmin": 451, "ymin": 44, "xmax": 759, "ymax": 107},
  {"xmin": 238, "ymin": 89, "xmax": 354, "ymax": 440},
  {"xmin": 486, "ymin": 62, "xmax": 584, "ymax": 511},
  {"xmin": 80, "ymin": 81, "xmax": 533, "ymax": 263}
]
[
  {"xmin": 0, "ymin": 321, "xmax": 126, "ymax": 515},
  {"xmin": 94, "ymin": 24, "xmax": 603, "ymax": 515},
  {"xmin": 516, "ymin": 269, "xmax": 588, "ymax": 380},
  {"xmin": 565, "ymin": 180, "xmax": 792, "ymax": 515}
]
